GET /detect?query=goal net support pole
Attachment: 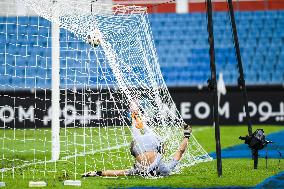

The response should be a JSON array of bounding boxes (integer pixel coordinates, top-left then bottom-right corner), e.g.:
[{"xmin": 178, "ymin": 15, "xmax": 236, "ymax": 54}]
[
  {"xmin": 227, "ymin": 0, "xmax": 256, "ymax": 169},
  {"xmin": 206, "ymin": 0, "xmax": 222, "ymax": 177},
  {"xmin": 227, "ymin": 0, "xmax": 252, "ymax": 137},
  {"xmin": 51, "ymin": 1, "xmax": 60, "ymax": 161}
]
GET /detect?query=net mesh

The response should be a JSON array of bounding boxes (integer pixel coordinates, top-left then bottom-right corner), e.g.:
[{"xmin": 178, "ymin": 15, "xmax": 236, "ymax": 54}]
[{"xmin": 0, "ymin": 0, "xmax": 211, "ymax": 181}]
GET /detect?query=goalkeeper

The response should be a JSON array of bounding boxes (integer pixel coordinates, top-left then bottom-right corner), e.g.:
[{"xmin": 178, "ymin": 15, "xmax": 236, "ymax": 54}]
[{"xmin": 82, "ymin": 106, "xmax": 191, "ymax": 177}]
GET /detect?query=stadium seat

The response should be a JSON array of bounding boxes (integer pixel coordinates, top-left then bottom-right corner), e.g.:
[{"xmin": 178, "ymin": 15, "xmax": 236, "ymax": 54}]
[
  {"xmin": 257, "ymin": 71, "xmax": 271, "ymax": 84},
  {"xmin": 271, "ymin": 71, "xmax": 283, "ymax": 83}
]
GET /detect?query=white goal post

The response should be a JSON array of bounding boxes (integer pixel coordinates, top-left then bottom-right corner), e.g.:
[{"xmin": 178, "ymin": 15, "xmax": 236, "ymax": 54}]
[
  {"xmin": 51, "ymin": 6, "xmax": 60, "ymax": 161},
  {"xmin": 0, "ymin": 0, "xmax": 212, "ymax": 184}
]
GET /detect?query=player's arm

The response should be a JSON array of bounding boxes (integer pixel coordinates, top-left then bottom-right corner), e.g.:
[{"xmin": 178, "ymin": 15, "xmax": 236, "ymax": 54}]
[{"xmin": 173, "ymin": 125, "xmax": 192, "ymax": 161}]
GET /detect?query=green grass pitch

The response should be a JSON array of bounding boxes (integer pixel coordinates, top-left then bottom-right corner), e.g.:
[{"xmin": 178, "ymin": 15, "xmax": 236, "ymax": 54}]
[{"xmin": 0, "ymin": 125, "xmax": 283, "ymax": 189}]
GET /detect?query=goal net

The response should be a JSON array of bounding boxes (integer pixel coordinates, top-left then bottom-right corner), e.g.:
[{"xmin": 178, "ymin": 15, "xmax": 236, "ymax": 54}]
[{"xmin": 0, "ymin": 0, "xmax": 211, "ymax": 183}]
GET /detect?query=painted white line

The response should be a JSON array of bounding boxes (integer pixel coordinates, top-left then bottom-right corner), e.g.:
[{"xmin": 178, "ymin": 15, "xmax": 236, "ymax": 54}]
[{"xmin": 192, "ymin": 127, "xmax": 211, "ymax": 133}]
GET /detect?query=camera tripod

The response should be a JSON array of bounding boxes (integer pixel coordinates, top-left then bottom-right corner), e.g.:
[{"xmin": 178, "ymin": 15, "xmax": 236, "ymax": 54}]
[{"xmin": 206, "ymin": 0, "xmax": 254, "ymax": 175}]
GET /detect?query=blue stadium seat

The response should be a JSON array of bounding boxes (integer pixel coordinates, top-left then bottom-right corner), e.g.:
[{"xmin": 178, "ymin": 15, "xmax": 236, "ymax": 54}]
[
  {"xmin": 0, "ymin": 17, "xmax": 6, "ymax": 23},
  {"xmin": 6, "ymin": 17, "xmax": 17, "ymax": 23},
  {"xmin": 258, "ymin": 71, "xmax": 271, "ymax": 84},
  {"xmin": 271, "ymin": 71, "xmax": 283, "ymax": 83},
  {"xmin": 275, "ymin": 63, "xmax": 284, "ymax": 71},
  {"xmin": 252, "ymin": 11, "xmax": 266, "ymax": 19},
  {"xmin": 245, "ymin": 72, "xmax": 258, "ymax": 84},
  {"xmin": 18, "ymin": 17, "xmax": 29, "ymax": 25}
]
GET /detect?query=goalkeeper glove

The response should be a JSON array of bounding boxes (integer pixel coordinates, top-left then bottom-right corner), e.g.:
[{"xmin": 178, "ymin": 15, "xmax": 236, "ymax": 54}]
[
  {"xmin": 131, "ymin": 112, "xmax": 144, "ymax": 129},
  {"xmin": 184, "ymin": 124, "xmax": 192, "ymax": 138}
]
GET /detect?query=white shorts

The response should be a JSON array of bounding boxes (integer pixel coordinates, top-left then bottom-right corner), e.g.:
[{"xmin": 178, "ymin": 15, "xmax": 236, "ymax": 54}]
[{"xmin": 126, "ymin": 158, "xmax": 179, "ymax": 177}]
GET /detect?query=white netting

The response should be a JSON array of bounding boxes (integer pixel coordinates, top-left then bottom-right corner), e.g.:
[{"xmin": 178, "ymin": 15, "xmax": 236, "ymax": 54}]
[{"xmin": 0, "ymin": 0, "xmax": 211, "ymax": 182}]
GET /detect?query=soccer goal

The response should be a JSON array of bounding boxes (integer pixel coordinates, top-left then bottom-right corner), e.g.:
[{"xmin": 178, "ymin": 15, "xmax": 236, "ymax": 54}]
[{"xmin": 0, "ymin": 0, "xmax": 211, "ymax": 185}]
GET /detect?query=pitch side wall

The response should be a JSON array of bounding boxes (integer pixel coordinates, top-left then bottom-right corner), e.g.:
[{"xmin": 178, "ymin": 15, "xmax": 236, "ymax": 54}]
[{"xmin": 0, "ymin": 86, "xmax": 283, "ymax": 128}]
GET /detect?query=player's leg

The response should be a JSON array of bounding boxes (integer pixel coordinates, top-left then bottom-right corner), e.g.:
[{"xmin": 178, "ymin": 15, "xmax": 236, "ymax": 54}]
[
  {"xmin": 130, "ymin": 113, "xmax": 156, "ymax": 139},
  {"xmin": 82, "ymin": 169, "xmax": 134, "ymax": 177},
  {"xmin": 101, "ymin": 169, "xmax": 132, "ymax": 176},
  {"xmin": 131, "ymin": 125, "xmax": 142, "ymax": 140},
  {"xmin": 143, "ymin": 123, "xmax": 154, "ymax": 135},
  {"xmin": 129, "ymin": 103, "xmax": 155, "ymax": 137},
  {"xmin": 129, "ymin": 109, "xmax": 144, "ymax": 140}
]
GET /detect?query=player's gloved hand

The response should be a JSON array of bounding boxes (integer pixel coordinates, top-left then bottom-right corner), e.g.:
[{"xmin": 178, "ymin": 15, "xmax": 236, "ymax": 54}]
[
  {"xmin": 131, "ymin": 111, "xmax": 144, "ymax": 129},
  {"xmin": 184, "ymin": 124, "xmax": 192, "ymax": 138},
  {"xmin": 131, "ymin": 111, "xmax": 138, "ymax": 119}
]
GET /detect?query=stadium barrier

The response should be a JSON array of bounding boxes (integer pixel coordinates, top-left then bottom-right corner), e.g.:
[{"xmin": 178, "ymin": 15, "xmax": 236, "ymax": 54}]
[
  {"xmin": 169, "ymin": 85, "xmax": 284, "ymax": 125},
  {"xmin": 0, "ymin": 85, "xmax": 283, "ymax": 127}
]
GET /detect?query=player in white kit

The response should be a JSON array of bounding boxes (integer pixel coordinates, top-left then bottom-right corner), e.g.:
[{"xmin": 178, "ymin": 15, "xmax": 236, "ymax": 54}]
[{"xmin": 82, "ymin": 101, "xmax": 191, "ymax": 177}]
